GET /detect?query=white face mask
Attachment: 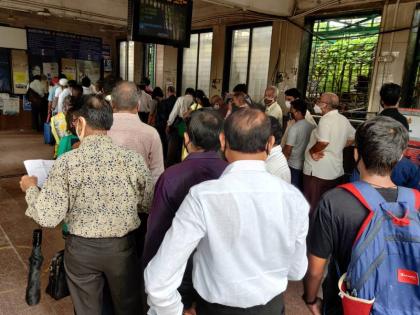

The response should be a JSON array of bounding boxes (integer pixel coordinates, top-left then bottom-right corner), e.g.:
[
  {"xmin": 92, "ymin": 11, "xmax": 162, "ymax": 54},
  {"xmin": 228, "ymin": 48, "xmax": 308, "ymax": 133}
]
[
  {"xmin": 314, "ymin": 104, "xmax": 322, "ymax": 114},
  {"xmin": 285, "ymin": 100, "xmax": 291, "ymax": 109}
]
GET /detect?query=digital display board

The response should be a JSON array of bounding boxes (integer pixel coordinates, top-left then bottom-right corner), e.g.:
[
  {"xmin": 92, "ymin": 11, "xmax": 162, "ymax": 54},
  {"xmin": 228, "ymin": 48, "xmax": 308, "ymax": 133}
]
[{"xmin": 130, "ymin": 0, "xmax": 193, "ymax": 47}]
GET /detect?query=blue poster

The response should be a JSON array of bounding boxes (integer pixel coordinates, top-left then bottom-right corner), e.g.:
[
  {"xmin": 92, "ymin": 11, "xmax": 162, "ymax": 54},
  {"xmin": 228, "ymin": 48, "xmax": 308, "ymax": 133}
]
[{"xmin": 23, "ymin": 95, "xmax": 32, "ymax": 111}]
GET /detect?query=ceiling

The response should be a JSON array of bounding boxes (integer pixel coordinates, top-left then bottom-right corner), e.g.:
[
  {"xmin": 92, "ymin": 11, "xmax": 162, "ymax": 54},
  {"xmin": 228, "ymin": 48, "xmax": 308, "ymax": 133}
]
[{"xmin": 0, "ymin": 0, "xmax": 408, "ymax": 27}]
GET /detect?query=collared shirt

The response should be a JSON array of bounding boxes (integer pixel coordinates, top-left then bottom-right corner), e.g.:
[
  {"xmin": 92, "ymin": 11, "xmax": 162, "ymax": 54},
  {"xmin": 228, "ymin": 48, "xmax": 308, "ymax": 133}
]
[
  {"xmin": 48, "ymin": 85, "xmax": 58, "ymax": 102},
  {"xmin": 57, "ymin": 87, "xmax": 70, "ymax": 113},
  {"xmin": 303, "ymin": 110, "xmax": 355, "ymax": 180},
  {"xmin": 139, "ymin": 90, "xmax": 153, "ymax": 113},
  {"xmin": 108, "ymin": 113, "xmax": 164, "ymax": 183},
  {"xmin": 167, "ymin": 95, "xmax": 194, "ymax": 126},
  {"xmin": 25, "ymin": 135, "xmax": 153, "ymax": 238},
  {"xmin": 143, "ymin": 151, "xmax": 227, "ymax": 266},
  {"xmin": 145, "ymin": 160, "xmax": 309, "ymax": 315},
  {"xmin": 265, "ymin": 145, "xmax": 291, "ymax": 183},
  {"xmin": 265, "ymin": 101, "xmax": 283, "ymax": 125}
]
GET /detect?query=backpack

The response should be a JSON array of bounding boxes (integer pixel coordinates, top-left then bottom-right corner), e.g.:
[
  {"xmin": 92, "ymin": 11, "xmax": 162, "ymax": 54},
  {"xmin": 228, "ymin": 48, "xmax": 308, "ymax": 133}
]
[{"xmin": 338, "ymin": 181, "xmax": 420, "ymax": 315}]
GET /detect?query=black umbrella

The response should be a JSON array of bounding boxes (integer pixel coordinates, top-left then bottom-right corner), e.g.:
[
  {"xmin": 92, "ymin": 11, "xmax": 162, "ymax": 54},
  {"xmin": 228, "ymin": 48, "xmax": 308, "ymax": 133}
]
[{"xmin": 25, "ymin": 229, "xmax": 43, "ymax": 305}]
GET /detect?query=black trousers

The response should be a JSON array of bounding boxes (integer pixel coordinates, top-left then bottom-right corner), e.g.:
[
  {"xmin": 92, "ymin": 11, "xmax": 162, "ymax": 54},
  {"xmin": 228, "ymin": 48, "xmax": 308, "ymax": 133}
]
[
  {"xmin": 197, "ymin": 294, "xmax": 285, "ymax": 315},
  {"xmin": 166, "ymin": 128, "xmax": 183, "ymax": 167},
  {"xmin": 64, "ymin": 233, "xmax": 142, "ymax": 315}
]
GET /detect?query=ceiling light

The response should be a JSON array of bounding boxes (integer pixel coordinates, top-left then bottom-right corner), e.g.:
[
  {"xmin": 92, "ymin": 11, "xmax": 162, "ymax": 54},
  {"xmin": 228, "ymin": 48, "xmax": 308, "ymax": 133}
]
[{"xmin": 37, "ymin": 8, "xmax": 52, "ymax": 16}]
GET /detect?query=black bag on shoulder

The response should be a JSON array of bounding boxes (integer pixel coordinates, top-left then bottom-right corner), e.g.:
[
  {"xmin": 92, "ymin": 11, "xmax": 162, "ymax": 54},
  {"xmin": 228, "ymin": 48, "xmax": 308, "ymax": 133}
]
[{"xmin": 46, "ymin": 250, "xmax": 70, "ymax": 300}]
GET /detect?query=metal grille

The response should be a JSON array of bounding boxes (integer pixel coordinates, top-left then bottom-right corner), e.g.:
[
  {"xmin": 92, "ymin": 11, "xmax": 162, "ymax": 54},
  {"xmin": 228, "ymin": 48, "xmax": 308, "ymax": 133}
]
[{"xmin": 307, "ymin": 14, "xmax": 381, "ymax": 110}]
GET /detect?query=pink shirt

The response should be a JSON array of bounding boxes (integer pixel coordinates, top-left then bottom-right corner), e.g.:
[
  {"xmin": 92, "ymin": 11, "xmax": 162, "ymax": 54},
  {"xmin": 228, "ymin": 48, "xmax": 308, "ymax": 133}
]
[{"xmin": 108, "ymin": 113, "xmax": 164, "ymax": 183}]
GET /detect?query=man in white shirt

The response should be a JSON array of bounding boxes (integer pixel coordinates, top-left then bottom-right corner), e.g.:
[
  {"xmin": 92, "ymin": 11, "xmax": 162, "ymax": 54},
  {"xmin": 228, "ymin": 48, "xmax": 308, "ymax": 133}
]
[
  {"xmin": 166, "ymin": 88, "xmax": 195, "ymax": 166},
  {"xmin": 266, "ymin": 116, "xmax": 291, "ymax": 183},
  {"xmin": 303, "ymin": 92, "xmax": 355, "ymax": 212},
  {"xmin": 264, "ymin": 86, "xmax": 283, "ymax": 126},
  {"xmin": 145, "ymin": 108, "xmax": 309, "ymax": 315},
  {"xmin": 56, "ymin": 80, "xmax": 76, "ymax": 114}
]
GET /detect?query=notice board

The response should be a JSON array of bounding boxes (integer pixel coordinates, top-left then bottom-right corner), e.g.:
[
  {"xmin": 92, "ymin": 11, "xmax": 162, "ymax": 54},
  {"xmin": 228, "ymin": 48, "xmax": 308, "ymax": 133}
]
[{"xmin": 26, "ymin": 28, "xmax": 103, "ymax": 62}]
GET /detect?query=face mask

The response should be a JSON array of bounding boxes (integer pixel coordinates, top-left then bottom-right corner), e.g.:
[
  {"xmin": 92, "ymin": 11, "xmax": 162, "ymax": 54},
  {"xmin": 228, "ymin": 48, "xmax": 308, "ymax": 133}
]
[
  {"xmin": 285, "ymin": 100, "xmax": 291, "ymax": 109},
  {"xmin": 314, "ymin": 104, "xmax": 322, "ymax": 114},
  {"xmin": 213, "ymin": 103, "xmax": 220, "ymax": 110},
  {"xmin": 75, "ymin": 117, "xmax": 86, "ymax": 141}
]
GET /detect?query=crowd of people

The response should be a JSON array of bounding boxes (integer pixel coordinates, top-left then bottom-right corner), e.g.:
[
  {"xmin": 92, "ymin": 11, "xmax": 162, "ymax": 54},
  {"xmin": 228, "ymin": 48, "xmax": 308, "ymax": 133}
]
[{"xmin": 20, "ymin": 74, "xmax": 420, "ymax": 315}]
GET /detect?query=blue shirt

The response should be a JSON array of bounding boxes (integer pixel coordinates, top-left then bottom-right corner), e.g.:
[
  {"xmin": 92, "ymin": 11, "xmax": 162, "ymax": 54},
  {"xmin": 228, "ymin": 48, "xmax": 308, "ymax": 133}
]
[
  {"xmin": 48, "ymin": 85, "xmax": 58, "ymax": 102},
  {"xmin": 350, "ymin": 157, "xmax": 420, "ymax": 190}
]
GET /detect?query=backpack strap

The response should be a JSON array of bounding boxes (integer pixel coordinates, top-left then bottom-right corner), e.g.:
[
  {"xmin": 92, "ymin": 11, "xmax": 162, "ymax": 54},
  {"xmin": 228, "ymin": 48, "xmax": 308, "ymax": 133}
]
[
  {"xmin": 338, "ymin": 182, "xmax": 379, "ymax": 244},
  {"xmin": 394, "ymin": 186, "xmax": 420, "ymax": 211}
]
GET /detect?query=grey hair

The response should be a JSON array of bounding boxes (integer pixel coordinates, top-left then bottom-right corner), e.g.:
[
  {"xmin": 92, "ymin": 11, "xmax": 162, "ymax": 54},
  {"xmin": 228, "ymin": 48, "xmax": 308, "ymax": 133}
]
[
  {"xmin": 111, "ymin": 81, "xmax": 139, "ymax": 110},
  {"xmin": 266, "ymin": 86, "xmax": 278, "ymax": 98},
  {"xmin": 322, "ymin": 92, "xmax": 340, "ymax": 109}
]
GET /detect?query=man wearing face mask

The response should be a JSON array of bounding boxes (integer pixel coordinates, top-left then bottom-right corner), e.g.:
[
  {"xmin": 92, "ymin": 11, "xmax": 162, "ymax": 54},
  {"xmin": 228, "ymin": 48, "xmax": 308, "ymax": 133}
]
[
  {"xmin": 145, "ymin": 108, "xmax": 309, "ymax": 315},
  {"xmin": 20, "ymin": 95, "xmax": 154, "ymax": 315},
  {"xmin": 143, "ymin": 108, "xmax": 227, "ymax": 313},
  {"xmin": 303, "ymin": 92, "xmax": 355, "ymax": 212},
  {"xmin": 264, "ymin": 86, "xmax": 283, "ymax": 126}
]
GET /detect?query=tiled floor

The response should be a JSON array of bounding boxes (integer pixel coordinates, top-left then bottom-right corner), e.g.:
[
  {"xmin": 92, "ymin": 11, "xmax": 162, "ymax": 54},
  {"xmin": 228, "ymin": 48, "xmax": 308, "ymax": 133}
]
[{"xmin": 0, "ymin": 131, "xmax": 310, "ymax": 315}]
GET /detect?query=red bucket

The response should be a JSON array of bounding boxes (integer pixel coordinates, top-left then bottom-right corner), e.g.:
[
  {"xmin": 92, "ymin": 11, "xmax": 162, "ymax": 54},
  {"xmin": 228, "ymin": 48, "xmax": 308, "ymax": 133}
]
[{"xmin": 338, "ymin": 273, "xmax": 374, "ymax": 315}]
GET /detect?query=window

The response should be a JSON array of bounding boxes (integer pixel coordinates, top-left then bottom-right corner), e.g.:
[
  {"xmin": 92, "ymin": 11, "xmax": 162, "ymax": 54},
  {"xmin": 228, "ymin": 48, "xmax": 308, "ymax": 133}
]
[
  {"xmin": 306, "ymin": 14, "xmax": 381, "ymax": 109},
  {"xmin": 144, "ymin": 43, "xmax": 157, "ymax": 87},
  {"xmin": 228, "ymin": 25, "xmax": 272, "ymax": 102},
  {"xmin": 182, "ymin": 32, "xmax": 213, "ymax": 96}
]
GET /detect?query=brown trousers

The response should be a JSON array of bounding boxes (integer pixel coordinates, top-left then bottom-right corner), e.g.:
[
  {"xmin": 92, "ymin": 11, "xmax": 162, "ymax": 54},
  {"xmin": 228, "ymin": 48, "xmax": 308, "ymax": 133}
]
[{"xmin": 303, "ymin": 174, "xmax": 344, "ymax": 213}]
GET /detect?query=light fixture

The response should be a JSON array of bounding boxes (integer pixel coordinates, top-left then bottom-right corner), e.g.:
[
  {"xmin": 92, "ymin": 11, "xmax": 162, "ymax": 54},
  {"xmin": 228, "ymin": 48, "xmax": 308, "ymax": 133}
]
[{"xmin": 37, "ymin": 8, "xmax": 52, "ymax": 16}]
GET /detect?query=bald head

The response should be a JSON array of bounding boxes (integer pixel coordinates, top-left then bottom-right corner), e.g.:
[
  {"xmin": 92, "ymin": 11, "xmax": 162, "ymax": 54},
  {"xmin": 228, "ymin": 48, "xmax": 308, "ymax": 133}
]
[
  {"xmin": 111, "ymin": 81, "xmax": 139, "ymax": 111},
  {"xmin": 224, "ymin": 108, "xmax": 271, "ymax": 153},
  {"xmin": 320, "ymin": 92, "xmax": 339, "ymax": 110}
]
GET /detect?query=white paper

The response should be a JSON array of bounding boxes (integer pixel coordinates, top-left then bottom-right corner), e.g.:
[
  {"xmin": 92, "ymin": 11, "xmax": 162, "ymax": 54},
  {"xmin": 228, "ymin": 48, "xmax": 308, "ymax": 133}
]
[
  {"xmin": 23, "ymin": 160, "xmax": 55, "ymax": 188},
  {"xmin": 4, "ymin": 96, "xmax": 20, "ymax": 115}
]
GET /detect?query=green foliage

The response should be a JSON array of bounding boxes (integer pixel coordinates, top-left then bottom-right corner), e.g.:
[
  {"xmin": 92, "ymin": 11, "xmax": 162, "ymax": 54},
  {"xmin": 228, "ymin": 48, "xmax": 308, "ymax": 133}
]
[{"xmin": 307, "ymin": 17, "xmax": 381, "ymax": 106}]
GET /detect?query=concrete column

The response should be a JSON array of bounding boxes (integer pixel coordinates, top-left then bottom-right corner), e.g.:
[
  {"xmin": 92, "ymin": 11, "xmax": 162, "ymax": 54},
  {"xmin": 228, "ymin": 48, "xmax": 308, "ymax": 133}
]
[{"xmin": 209, "ymin": 24, "xmax": 226, "ymax": 97}]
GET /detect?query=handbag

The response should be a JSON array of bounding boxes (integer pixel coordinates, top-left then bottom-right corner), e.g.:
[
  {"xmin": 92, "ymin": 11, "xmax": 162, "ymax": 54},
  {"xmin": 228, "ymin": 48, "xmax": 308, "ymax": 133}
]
[
  {"xmin": 45, "ymin": 250, "xmax": 70, "ymax": 300},
  {"xmin": 44, "ymin": 113, "xmax": 55, "ymax": 146}
]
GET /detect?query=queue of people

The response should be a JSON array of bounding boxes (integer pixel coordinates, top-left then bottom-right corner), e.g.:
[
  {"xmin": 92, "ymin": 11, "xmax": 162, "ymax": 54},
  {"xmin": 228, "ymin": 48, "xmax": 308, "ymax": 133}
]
[{"xmin": 20, "ymin": 77, "xmax": 420, "ymax": 315}]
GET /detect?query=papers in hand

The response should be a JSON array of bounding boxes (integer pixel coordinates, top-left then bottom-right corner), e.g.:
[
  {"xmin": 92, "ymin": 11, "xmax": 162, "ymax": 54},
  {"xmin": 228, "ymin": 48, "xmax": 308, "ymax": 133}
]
[{"xmin": 23, "ymin": 160, "xmax": 55, "ymax": 188}]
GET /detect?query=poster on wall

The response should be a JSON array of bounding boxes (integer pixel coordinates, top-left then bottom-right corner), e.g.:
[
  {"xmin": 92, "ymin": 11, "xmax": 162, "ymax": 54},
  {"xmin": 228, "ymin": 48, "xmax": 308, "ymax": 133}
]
[
  {"xmin": 102, "ymin": 44, "xmax": 112, "ymax": 73},
  {"xmin": 0, "ymin": 93, "xmax": 6, "ymax": 113},
  {"xmin": 42, "ymin": 62, "xmax": 59, "ymax": 81},
  {"xmin": 76, "ymin": 60, "xmax": 100, "ymax": 84},
  {"xmin": 61, "ymin": 58, "xmax": 76, "ymax": 81},
  {"xmin": 4, "ymin": 96, "xmax": 20, "ymax": 115},
  {"xmin": 0, "ymin": 49, "xmax": 11, "ymax": 93},
  {"xmin": 11, "ymin": 50, "xmax": 29, "ymax": 95},
  {"xmin": 23, "ymin": 95, "xmax": 31, "ymax": 111}
]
